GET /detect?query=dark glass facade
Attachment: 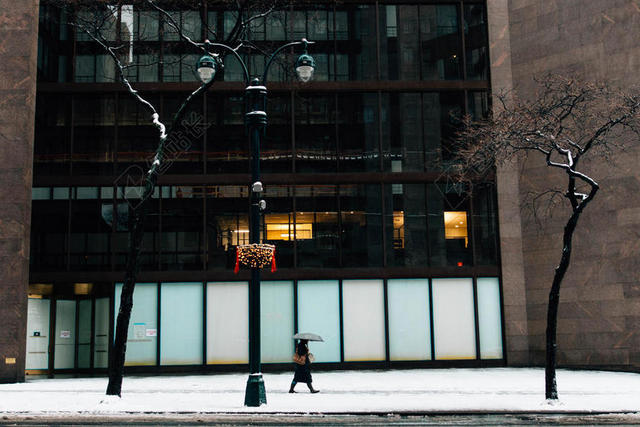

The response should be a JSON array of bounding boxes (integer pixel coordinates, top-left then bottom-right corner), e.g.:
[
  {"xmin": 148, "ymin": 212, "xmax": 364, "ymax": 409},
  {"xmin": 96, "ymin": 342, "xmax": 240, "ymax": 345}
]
[{"xmin": 30, "ymin": 1, "xmax": 502, "ymax": 374}]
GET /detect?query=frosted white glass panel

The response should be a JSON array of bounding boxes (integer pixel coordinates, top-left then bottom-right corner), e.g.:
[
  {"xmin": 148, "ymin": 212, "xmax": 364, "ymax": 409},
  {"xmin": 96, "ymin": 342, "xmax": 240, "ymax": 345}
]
[
  {"xmin": 477, "ymin": 277, "xmax": 503, "ymax": 359},
  {"xmin": 432, "ymin": 278, "xmax": 476, "ymax": 360},
  {"xmin": 26, "ymin": 298, "xmax": 50, "ymax": 369},
  {"xmin": 54, "ymin": 300, "xmax": 76, "ymax": 369},
  {"xmin": 342, "ymin": 280, "xmax": 385, "ymax": 361},
  {"xmin": 260, "ymin": 281, "xmax": 294, "ymax": 363},
  {"xmin": 207, "ymin": 282, "xmax": 248, "ymax": 364},
  {"xmin": 388, "ymin": 279, "xmax": 431, "ymax": 360},
  {"xmin": 115, "ymin": 283, "xmax": 158, "ymax": 366},
  {"xmin": 94, "ymin": 297, "xmax": 109, "ymax": 368},
  {"xmin": 161, "ymin": 282, "xmax": 203, "ymax": 365},
  {"xmin": 297, "ymin": 280, "xmax": 341, "ymax": 363},
  {"xmin": 77, "ymin": 299, "xmax": 92, "ymax": 369}
]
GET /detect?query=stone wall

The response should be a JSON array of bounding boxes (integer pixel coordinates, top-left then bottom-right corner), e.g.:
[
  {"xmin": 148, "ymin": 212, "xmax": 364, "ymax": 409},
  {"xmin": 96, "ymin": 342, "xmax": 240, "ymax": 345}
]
[
  {"xmin": 486, "ymin": 0, "xmax": 531, "ymax": 366},
  {"xmin": 0, "ymin": 0, "xmax": 39, "ymax": 383},
  {"xmin": 507, "ymin": 0, "xmax": 640, "ymax": 369}
]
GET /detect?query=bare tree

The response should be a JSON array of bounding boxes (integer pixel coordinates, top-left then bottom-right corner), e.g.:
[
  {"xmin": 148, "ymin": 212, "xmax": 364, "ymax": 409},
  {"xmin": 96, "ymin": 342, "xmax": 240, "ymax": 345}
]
[
  {"xmin": 48, "ymin": 0, "xmax": 282, "ymax": 396},
  {"xmin": 451, "ymin": 74, "xmax": 640, "ymax": 400}
]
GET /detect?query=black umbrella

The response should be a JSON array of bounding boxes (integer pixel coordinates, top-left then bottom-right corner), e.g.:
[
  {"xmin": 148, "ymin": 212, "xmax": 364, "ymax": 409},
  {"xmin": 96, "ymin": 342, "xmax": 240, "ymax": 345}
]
[{"xmin": 292, "ymin": 332, "xmax": 324, "ymax": 342}]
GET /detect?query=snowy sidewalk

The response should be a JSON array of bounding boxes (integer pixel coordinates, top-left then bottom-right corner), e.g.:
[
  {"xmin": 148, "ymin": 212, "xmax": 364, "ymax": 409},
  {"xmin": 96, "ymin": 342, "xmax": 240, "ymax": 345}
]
[{"xmin": 1, "ymin": 368, "xmax": 640, "ymax": 416}]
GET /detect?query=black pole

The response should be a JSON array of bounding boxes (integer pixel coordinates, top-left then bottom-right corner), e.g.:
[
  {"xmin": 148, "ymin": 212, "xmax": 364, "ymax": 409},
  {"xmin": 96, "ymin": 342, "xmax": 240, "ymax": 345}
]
[{"xmin": 244, "ymin": 79, "xmax": 267, "ymax": 407}]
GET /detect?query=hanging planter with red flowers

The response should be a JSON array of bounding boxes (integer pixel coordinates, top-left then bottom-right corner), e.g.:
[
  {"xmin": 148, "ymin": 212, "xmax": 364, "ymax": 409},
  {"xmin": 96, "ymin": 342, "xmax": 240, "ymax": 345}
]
[{"xmin": 234, "ymin": 243, "xmax": 276, "ymax": 273}]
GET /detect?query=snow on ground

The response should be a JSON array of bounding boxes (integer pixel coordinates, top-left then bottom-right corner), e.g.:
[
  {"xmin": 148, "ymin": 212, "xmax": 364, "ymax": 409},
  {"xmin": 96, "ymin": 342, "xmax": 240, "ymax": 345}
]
[{"xmin": 1, "ymin": 368, "xmax": 639, "ymax": 415}]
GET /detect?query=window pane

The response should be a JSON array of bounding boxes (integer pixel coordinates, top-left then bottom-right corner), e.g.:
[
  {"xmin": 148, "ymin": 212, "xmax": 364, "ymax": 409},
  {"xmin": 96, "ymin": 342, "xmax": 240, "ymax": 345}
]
[
  {"xmin": 473, "ymin": 183, "xmax": 499, "ymax": 266},
  {"xmin": 382, "ymin": 93, "xmax": 425, "ymax": 172},
  {"xmin": 260, "ymin": 281, "xmax": 294, "ymax": 363},
  {"xmin": 296, "ymin": 185, "xmax": 339, "ymax": 268},
  {"xmin": 428, "ymin": 183, "xmax": 472, "ymax": 267},
  {"xmin": 77, "ymin": 299, "xmax": 92, "ymax": 369},
  {"xmin": 477, "ymin": 277, "xmax": 503, "ymax": 359},
  {"xmin": 297, "ymin": 280, "xmax": 341, "ymax": 362},
  {"xmin": 206, "ymin": 281, "xmax": 248, "ymax": 364},
  {"xmin": 380, "ymin": 5, "xmax": 419, "ymax": 80},
  {"xmin": 114, "ymin": 282, "xmax": 158, "ymax": 366},
  {"xmin": 343, "ymin": 279, "xmax": 385, "ymax": 361},
  {"xmin": 26, "ymin": 299, "xmax": 50, "ymax": 369},
  {"xmin": 264, "ymin": 95, "xmax": 291, "ymax": 173},
  {"xmin": 266, "ymin": 10, "xmax": 285, "ymax": 40},
  {"xmin": 54, "ymin": 299, "xmax": 76, "ymax": 369},
  {"xmin": 136, "ymin": 10, "xmax": 159, "ymax": 41},
  {"xmin": 420, "ymin": 5, "xmax": 461, "ymax": 80},
  {"xmin": 94, "ymin": 297, "xmax": 109, "ymax": 368},
  {"xmin": 263, "ymin": 186, "xmax": 293, "ymax": 268},
  {"xmin": 206, "ymin": 185, "xmax": 249, "ymax": 270},
  {"xmin": 388, "ymin": 279, "xmax": 431, "ymax": 360},
  {"xmin": 161, "ymin": 196, "xmax": 203, "ymax": 270},
  {"xmin": 464, "ymin": 5, "xmax": 488, "ymax": 80},
  {"xmin": 160, "ymin": 282, "xmax": 203, "ymax": 365},
  {"xmin": 432, "ymin": 278, "xmax": 475, "ymax": 359},
  {"xmin": 295, "ymin": 94, "xmax": 336, "ymax": 173},
  {"xmin": 207, "ymin": 95, "xmax": 248, "ymax": 173},
  {"xmin": 337, "ymin": 93, "xmax": 380, "ymax": 172},
  {"xmin": 341, "ymin": 184, "xmax": 383, "ymax": 267},
  {"xmin": 353, "ymin": 5, "xmax": 378, "ymax": 80},
  {"xmin": 423, "ymin": 92, "xmax": 464, "ymax": 171},
  {"xmin": 182, "ymin": 11, "xmax": 202, "ymax": 41},
  {"xmin": 75, "ymin": 55, "xmax": 94, "ymax": 82},
  {"xmin": 384, "ymin": 184, "xmax": 427, "ymax": 267}
]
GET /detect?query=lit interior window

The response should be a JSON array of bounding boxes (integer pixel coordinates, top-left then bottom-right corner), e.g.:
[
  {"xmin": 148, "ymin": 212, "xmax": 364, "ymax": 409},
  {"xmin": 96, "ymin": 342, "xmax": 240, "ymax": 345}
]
[
  {"xmin": 265, "ymin": 213, "xmax": 312, "ymax": 240},
  {"xmin": 444, "ymin": 211, "xmax": 468, "ymax": 247},
  {"xmin": 393, "ymin": 211, "xmax": 404, "ymax": 249}
]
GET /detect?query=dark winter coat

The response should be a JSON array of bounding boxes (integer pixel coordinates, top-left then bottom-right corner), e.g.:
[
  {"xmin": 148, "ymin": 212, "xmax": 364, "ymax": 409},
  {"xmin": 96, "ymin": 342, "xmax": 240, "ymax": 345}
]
[{"xmin": 293, "ymin": 341, "xmax": 312, "ymax": 383}]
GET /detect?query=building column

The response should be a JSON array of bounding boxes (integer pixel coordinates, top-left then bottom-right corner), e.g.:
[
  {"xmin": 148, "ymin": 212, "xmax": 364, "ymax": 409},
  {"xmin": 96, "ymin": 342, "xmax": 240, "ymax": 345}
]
[
  {"xmin": 486, "ymin": 0, "xmax": 530, "ymax": 365},
  {"xmin": 0, "ymin": 0, "xmax": 39, "ymax": 383}
]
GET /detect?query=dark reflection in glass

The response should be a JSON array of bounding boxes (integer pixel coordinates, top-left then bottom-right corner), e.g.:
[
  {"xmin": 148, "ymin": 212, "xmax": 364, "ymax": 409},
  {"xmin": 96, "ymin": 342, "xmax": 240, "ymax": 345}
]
[
  {"xmin": 381, "ymin": 5, "xmax": 461, "ymax": 80},
  {"xmin": 161, "ymin": 93, "xmax": 204, "ymax": 174},
  {"xmin": 337, "ymin": 93, "xmax": 380, "ymax": 172},
  {"xmin": 263, "ymin": 186, "xmax": 294, "ymax": 268},
  {"xmin": 207, "ymin": 95, "xmax": 249, "ymax": 174},
  {"xmin": 427, "ymin": 183, "xmax": 472, "ymax": 267},
  {"xmin": 353, "ymin": 5, "xmax": 378, "ymax": 80},
  {"xmin": 341, "ymin": 184, "xmax": 383, "ymax": 267},
  {"xmin": 113, "ymin": 189, "xmax": 160, "ymax": 270},
  {"xmin": 382, "ymin": 93, "xmax": 425, "ymax": 172},
  {"xmin": 70, "ymin": 195, "xmax": 111, "ymax": 271},
  {"xmin": 72, "ymin": 96, "xmax": 115, "ymax": 176},
  {"xmin": 422, "ymin": 92, "xmax": 464, "ymax": 171},
  {"xmin": 116, "ymin": 95, "xmax": 161, "ymax": 174},
  {"xmin": 472, "ymin": 183, "xmax": 498, "ymax": 266},
  {"xmin": 420, "ymin": 5, "xmax": 461, "ymax": 80},
  {"xmin": 464, "ymin": 4, "xmax": 488, "ymax": 80},
  {"xmin": 34, "ymin": 95, "xmax": 71, "ymax": 176},
  {"xmin": 384, "ymin": 184, "xmax": 428, "ymax": 267},
  {"xmin": 295, "ymin": 185, "xmax": 339, "ymax": 268},
  {"xmin": 295, "ymin": 94, "xmax": 336, "ymax": 173},
  {"xmin": 30, "ymin": 199, "xmax": 69, "ymax": 271},
  {"xmin": 161, "ymin": 187, "xmax": 203, "ymax": 270},
  {"xmin": 206, "ymin": 185, "xmax": 249, "ymax": 270},
  {"xmin": 468, "ymin": 91, "xmax": 490, "ymax": 120},
  {"xmin": 264, "ymin": 94, "xmax": 292, "ymax": 173}
]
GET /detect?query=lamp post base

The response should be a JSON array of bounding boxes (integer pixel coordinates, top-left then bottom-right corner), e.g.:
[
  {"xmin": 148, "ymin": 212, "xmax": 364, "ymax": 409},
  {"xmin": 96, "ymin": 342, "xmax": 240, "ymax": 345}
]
[{"xmin": 244, "ymin": 373, "xmax": 267, "ymax": 407}]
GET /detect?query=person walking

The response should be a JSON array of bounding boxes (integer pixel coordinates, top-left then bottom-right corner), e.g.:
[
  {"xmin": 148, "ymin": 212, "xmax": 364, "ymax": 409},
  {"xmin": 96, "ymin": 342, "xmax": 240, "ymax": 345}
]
[{"xmin": 289, "ymin": 339, "xmax": 319, "ymax": 393}]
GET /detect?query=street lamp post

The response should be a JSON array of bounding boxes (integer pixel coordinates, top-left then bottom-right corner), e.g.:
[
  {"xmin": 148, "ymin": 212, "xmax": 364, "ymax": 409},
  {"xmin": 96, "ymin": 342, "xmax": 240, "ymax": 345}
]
[{"xmin": 197, "ymin": 39, "xmax": 315, "ymax": 407}]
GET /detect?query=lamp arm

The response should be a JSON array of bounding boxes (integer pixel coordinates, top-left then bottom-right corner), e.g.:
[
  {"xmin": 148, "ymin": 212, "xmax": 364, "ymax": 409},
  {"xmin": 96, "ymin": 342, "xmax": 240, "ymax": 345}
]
[
  {"xmin": 262, "ymin": 39, "xmax": 315, "ymax": 85},
  {"xmin": 203, "ymin": 41, "xmax": 251, "ymax": 86}
]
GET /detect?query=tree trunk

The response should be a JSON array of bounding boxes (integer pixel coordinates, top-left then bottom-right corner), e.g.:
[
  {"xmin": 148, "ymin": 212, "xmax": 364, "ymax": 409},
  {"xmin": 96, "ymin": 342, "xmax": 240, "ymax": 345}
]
[
  {"xmin": 106, "ymin": 202, "xmax": 149, "ymax": 396},
  {"xmin": 544, "ymin": 207, "xmax": 584, "ymax": 400}
]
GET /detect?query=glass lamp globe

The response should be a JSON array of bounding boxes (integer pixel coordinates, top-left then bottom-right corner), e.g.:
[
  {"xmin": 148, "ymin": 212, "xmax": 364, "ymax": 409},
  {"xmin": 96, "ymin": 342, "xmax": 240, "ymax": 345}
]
[
  {"xmin": 196, "ymin": 55, "xmax": 217, "ymax": 84},
  {"xmin": 295, "ymin": 52, "xmax": 315, "ymax": 83}
]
